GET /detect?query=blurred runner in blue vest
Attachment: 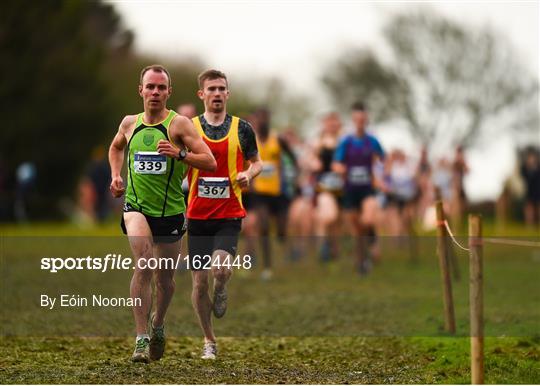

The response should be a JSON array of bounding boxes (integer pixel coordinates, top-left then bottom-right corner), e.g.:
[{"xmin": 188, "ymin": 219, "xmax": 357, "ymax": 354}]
[{"xmin": 332, "ymin": 102, "xmax": 385, "ymax": 275}]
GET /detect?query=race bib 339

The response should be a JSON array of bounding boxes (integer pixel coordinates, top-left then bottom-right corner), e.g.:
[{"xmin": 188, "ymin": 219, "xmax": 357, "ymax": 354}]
[{"xmin": 134, "ymin": 151, "xmax": 167, "ymax": 175}]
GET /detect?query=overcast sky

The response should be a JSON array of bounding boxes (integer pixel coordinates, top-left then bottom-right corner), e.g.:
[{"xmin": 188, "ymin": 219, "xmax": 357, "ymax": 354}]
[
  {"xmin": 110, "ymin": 1, "xmax": 538, "ymax": 96},
  {"xmin": 109, "ymin": 1, "xmax": 539, "ymax": 201}
]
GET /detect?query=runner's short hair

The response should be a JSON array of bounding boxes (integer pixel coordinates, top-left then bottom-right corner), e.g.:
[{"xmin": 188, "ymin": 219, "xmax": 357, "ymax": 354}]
[
  {"xmin": 198, "ymin": 69, "xmax": 228, "ymax": 89},
  {"xmin": 351, "ymin": 101, "xmax": 367, "ymax": 112},
  {"xmin": 140, "ymin": 64, "xmax": 171, "ymax": 87}
]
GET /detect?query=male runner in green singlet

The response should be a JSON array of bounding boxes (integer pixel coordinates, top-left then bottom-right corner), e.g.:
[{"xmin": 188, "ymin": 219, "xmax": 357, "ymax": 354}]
[{"xmin": 108, "ymin": 64, "xmax": 216, "ymax": 363}]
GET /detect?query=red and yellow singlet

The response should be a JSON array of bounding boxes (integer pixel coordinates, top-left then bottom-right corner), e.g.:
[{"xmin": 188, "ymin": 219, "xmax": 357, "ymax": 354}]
[{"xmin": 187, "ymin": 116, "xmax": 246, "ymax": 219}]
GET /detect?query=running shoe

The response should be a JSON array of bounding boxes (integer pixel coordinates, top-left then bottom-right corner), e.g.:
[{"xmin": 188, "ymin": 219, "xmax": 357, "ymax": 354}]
[
  {"xmin": 212, "ymin": 287, "xmax": 228, "ymax": 318},
  {"xmin": 361, "ymin": 254, "xmax": 373, "ymax": 274},
  {"xmin": 357, "ymin": 251, "xmax": 373, "ymax": 276},
  {"xmin": 319, "ymin": 239, "xmax": 331, "ymax": 262},
  {"xmin": 201, "ymin": 341, "xmax": 217, "ymax": 360},
  {"xmin": 131, "ymin": 337, "xmax": 150, "ymax": 363},
  {"xmin": 149, "ymin": 314, "xmax": 166, "ymax": 361},
  {"xmin": 260, "ymin": 269, "xmax": 273, "ymax": 281}
]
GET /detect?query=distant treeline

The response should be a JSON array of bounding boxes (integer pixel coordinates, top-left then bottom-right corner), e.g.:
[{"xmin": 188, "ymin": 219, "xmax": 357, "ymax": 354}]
[{"xmin": 0, "ymin": 0, "xmax": 257, "ymax": 220}]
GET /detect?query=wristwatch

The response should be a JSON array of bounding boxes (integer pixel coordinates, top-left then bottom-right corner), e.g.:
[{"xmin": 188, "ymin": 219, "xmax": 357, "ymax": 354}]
[{"xmin": 177, "ymin": 148, "xmax": 187, "ymax": 160}]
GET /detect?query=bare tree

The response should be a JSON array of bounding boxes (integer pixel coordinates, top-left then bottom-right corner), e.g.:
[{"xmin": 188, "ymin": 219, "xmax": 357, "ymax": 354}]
[
  {"xmin": 322, "ymin": 49, "xmax": 407, "ymax": 124},
  {"xmin": 323, "ymin": 10, "xmax": 539, "ymax": 149}
]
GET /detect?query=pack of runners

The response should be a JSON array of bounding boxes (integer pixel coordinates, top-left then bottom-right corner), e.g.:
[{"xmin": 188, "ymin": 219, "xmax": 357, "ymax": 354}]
[{"xmin": 109, "ymin": 65, "xmax": 471, "ymax": 363}]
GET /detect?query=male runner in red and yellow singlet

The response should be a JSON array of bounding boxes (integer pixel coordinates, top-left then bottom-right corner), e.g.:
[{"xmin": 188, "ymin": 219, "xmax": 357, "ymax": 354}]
[{"xmin": 188, "ymin": 69, "xmax": 262, "ymax": 359}]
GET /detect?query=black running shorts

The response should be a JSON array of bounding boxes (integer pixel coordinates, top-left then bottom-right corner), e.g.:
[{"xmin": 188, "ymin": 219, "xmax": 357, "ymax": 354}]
[
  {"xmin": 121, "ymin": 202, "xmax": 186, "ymax": 243},
  {"xmin": 187, "ymin": 218, "xmax": 242, "ymax": 271}
]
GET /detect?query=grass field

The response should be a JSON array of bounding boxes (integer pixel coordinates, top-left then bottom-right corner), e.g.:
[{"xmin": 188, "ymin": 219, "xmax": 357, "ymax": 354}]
[{"xmin": 1, "ymin": 221, "xmax": 539, "ymax": 383}]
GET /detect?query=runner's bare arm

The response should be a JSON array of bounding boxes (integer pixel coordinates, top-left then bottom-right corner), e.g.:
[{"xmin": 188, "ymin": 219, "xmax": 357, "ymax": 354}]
[
  {"xmin": 108, "ymin": 115, "xmax": 133, "ymax": 198},
  {"xmin": 237, "ymin": 153, "xmax": 262, "ymax": 189},
  {"xmin": 157, "ymin": 115, "xmax": 216, "ymax": 172},
  {"xmin": 331, "ymin": 161, "xmax": 346, "ymax": 175}
]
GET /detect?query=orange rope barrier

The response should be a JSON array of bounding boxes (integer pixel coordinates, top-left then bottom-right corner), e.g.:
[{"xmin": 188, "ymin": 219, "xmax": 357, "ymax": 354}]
[{"xmin": 442, "ymin": 220, "xmax": 540, "ymax": 252}]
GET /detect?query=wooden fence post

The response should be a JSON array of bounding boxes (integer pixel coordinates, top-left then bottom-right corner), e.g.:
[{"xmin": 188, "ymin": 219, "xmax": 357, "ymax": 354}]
[
  {"xmin": 469, "ymin": 214, "xmax": 484, "ymax": 384},
  {"xmin": 435, "ymin": 201, "xmax": 456, "ymax": 334}
]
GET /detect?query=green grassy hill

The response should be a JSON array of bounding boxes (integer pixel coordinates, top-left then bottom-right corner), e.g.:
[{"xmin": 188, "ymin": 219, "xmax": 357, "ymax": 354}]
[{"xmin": 1, "ymin": 221, "xmax": 538, "ymax": 383}]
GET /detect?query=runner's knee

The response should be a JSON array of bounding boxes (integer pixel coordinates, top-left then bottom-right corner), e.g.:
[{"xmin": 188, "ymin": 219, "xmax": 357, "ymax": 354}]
[
  {"xmin": 155, "ymin": 274, "xmax": 175, "ymax": 293},
  {"xmin": 213, "ymin": 268, "xmax": 231, "ymax": 283},
  {"xmin": 133, "ymin": 263, "xmax": 153, "ymax": 281}
]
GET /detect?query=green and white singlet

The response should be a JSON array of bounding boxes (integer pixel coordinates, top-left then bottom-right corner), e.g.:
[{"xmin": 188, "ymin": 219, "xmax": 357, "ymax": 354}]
[{"xmin": 125, "ymin": 110, "xmax": 188, "ymax": 217}]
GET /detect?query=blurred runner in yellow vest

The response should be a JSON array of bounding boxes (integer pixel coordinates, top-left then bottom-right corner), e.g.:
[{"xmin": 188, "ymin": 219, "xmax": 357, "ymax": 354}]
[{"xmin": 244, "ymin": 107, "xmax": 298, "ymax": 280}]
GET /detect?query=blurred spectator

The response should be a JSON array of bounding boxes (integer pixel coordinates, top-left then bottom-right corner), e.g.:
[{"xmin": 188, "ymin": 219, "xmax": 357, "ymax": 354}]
[
  {"xmin": 281, "ymin": 127, "xmax": 315, "ymax": 261},
  {"xmin": 450, "ymin": 145, "xmax": 469, "ymax": 227},
  {"xmin": 416, "ymin": 145, "xmax": 434, "ymax": 222},
  {"xmin": 432, "ymin": 158, "xmax": 453, "ymax": 203},
  {"xmin": 313, "ymin": 112, "xmax": 344, "ymax": 262},
  {"xmin": 280, "ymin": 128, "xmax": 298, "ymax": 204},
  {"xmin": 0, "ymin": 158, "xmax": 10, "ymax": 221},
  {"xmin": 86, "ymin": 146, "xmax": 111, "ymax": 223},
  {"xmin": 520, "ymin": 146, "xmax": 540, "ymax": 228},
  {"xmin": 14, "ymin": 162, "xmax": 36, "ymax": 222},
  {"xmin": 75, "ymin": 177, "xmax": 97, "ymax": 226},
  {"xmin": 384, "ymin": 149, "xmax": 418, "ymax": 237},
  {"xmin": 177, "ymin": 102, "xmax": 197, "ymax": 119}
]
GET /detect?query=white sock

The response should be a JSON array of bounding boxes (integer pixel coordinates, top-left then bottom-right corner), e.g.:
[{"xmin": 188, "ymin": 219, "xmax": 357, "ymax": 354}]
[{"xmin": 136, "ymin": 334, "xmax": 150, "ymax": 342}]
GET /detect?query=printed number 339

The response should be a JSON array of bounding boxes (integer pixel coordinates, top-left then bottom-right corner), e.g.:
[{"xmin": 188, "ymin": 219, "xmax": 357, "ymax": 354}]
[{"xmin": 138, "ymin": 161, "xmax": 162, "ymax": 171}]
